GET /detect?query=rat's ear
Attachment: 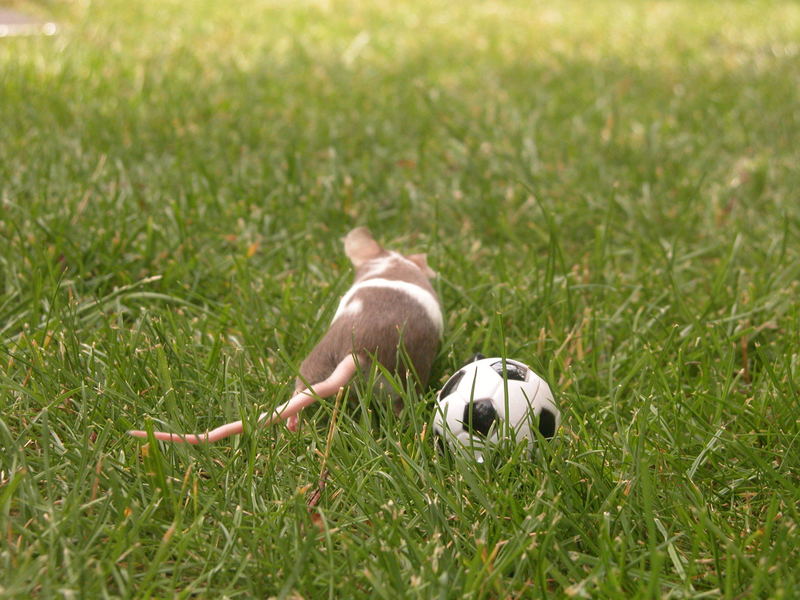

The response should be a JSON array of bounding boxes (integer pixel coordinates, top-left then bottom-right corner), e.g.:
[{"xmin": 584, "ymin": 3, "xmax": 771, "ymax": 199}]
[
  {"xmin": 406, "ymin": 253, "xmax": 437, "ymax": 278},
  {"xmin": 344, "ymin": 227, "xmax": 384, "ymax": 267}
]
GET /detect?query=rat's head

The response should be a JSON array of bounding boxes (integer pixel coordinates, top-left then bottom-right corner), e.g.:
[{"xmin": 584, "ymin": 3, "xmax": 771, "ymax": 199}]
[{"xmin": 344, "ymin": 227, "xmax": 436, "ymax": 280}]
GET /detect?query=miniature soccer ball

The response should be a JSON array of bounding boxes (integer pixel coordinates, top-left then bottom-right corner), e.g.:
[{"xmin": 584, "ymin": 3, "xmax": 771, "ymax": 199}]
[{"xmin": 433, "ymin": 356, "xmax": 560, "ymax": 459}]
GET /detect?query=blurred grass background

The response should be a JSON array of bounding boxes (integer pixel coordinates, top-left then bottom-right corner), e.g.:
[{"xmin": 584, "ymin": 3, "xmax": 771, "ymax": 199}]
[{"xmin": 1, "ymin": 1, "xmax": 799, "ymax": 597}]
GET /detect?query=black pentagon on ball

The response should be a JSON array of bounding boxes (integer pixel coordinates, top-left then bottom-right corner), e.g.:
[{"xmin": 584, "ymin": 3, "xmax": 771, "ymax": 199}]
[
  {"xmin": 461, "ymin": 398, "xmax": 498, "ymax": 437},
  {"xmin": 439, "ymin": 369, "xmax": 465, "ymax": 399},
  {"xmin": 538, "ymin": 408, "xmax": 557, "ymax": 439},
  {"xmin": 489, "ymin": 359, "xmax": 528, "ymax": 382}
]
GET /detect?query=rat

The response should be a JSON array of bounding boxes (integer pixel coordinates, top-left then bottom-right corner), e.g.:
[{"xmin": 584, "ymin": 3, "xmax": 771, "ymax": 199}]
[{"xmin": 128, "ymin": 227, "xmax": 443, "ymax": 444}]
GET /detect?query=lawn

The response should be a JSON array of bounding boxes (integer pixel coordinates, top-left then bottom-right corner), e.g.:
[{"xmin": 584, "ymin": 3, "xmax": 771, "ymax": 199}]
[{"xmin": 1, "ymin": 0, "xmax": 799, "ymax": 597}]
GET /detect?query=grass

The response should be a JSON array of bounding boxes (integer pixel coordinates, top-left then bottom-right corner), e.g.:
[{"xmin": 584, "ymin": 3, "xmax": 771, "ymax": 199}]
[{"xmin": 1, "ymin": 0, "xmax": 799, "ymax": 597}]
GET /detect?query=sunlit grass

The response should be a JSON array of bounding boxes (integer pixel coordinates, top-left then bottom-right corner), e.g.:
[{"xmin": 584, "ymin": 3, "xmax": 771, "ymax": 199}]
[{"xmin": 1, "ymin": 0, "xmax": 799, "ymax": 597}]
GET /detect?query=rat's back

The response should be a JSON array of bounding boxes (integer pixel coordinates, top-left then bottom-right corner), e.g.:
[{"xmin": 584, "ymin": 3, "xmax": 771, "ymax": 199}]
[{"xmin": 297, "ymin": 237, "xmax": 442, "ymax": 393}]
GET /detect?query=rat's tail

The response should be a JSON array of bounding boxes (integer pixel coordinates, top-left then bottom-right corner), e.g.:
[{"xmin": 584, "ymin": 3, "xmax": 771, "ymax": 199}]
[{"xmin": 127, "ymin": 354, "xmax": 359, "ymax": 444}]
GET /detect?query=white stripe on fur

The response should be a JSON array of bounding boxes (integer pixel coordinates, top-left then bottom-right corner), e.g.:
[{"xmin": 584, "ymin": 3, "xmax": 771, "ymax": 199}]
[{"xmin": 333, "ymin": 278, "xmax": 443, "ymax": 336}]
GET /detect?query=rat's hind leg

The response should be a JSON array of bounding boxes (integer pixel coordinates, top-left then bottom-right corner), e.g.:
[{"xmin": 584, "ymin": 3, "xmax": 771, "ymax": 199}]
[{"xmin": 261, "ymin": 353, "xmax": 359, "ymax": 431}]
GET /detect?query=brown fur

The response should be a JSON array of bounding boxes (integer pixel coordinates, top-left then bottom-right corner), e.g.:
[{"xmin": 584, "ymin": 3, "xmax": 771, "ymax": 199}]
[{"xmin": 296, "ymin": 228, "xmax": 441, "ymax": 400}]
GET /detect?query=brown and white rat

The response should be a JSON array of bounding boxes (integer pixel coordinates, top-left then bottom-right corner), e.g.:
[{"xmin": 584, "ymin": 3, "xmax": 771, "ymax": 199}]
[{"xmin": 128, "ymin": 227, "xmax": 443, "ymax": 444}]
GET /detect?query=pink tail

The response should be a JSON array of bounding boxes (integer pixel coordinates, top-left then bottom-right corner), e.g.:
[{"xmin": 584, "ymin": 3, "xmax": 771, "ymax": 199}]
[{"xmin": 128, "ymin": 355, "xmax": 358, "ymax": 444}]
